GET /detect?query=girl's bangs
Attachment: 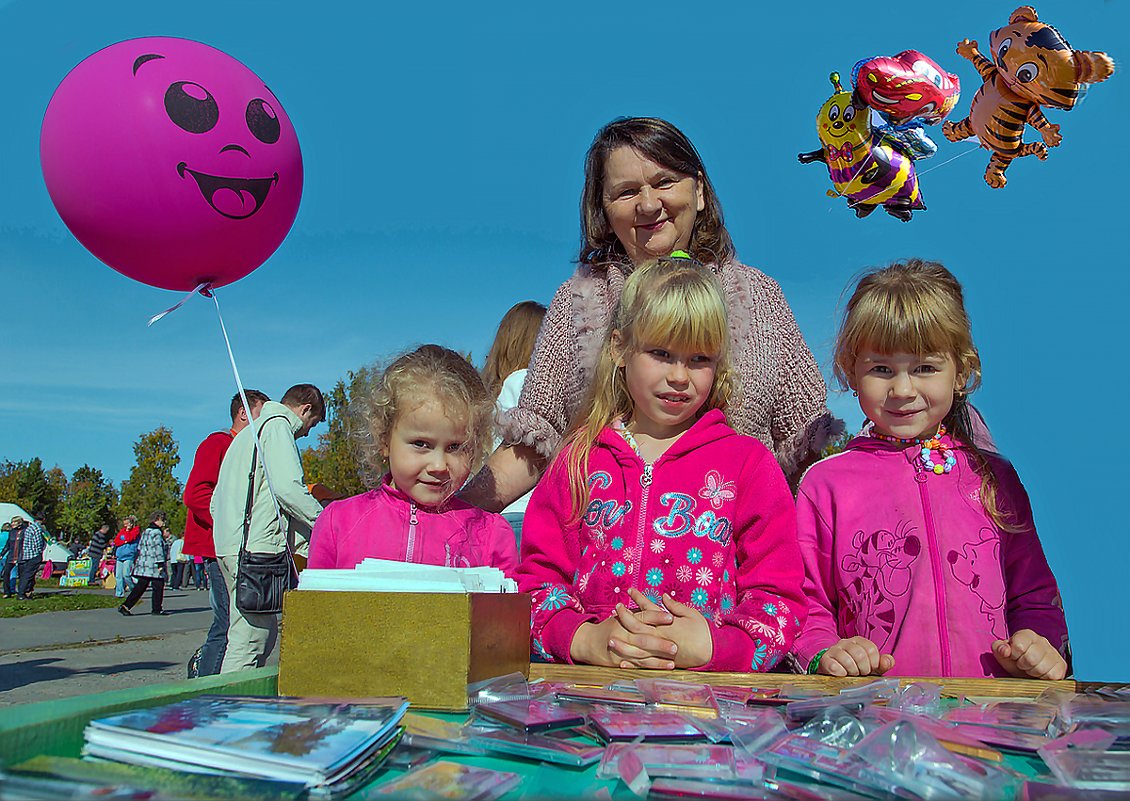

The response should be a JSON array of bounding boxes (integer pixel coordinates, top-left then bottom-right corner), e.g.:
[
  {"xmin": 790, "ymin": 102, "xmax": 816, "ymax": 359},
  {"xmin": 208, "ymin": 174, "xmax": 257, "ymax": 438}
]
[
  {"xmin": 850, "ymin": 295, "xmax": 964, "ymax": 358},
  {"xmin": 631, "ymin": 287, "xmax": 728, "ymax": 357}
]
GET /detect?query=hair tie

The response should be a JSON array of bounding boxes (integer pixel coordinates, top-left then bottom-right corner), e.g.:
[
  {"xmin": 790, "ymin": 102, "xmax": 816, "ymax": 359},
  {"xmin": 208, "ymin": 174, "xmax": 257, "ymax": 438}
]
[{"xmin": 669, "ymin": 250, "xmax": 692, "ymax": 259}]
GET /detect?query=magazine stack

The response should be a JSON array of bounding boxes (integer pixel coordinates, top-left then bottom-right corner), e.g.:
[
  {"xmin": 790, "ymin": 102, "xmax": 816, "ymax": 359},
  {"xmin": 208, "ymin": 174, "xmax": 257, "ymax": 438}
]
[{"xmin": 81, "ymin": 695, "xmax": 409, "ymax": 798}]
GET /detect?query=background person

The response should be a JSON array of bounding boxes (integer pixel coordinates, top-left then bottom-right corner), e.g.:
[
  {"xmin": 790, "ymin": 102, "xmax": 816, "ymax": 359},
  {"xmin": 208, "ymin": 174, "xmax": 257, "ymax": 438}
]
[
  {"xmin": 0, "ymin": 522, "xmax": 11, "ymax": 597},
  {"xmin": 12, "ymin": 516, "xmax": 46, "ymax": 600},
  {"xmin": 464, "ymin": 117, "xmax": 840, "ymax": 512},
  {"xmin": 85, "ymin": 524, "xmax": 110, "ymax": 586},
  {"xmin": 111, "ymin": 516, "xmax": 140, "ymax": 598},
  {"xmin": 119, "ymin": 511, "xmax": 171, "ymax": 616},
  {"xmin": 481, "ymin": 300, "xmax": 547, "ymax": 541},
  {"xmin": 192, "ymin": 554, "xmax": 207, "ymax": 591},
  {"xmin": 183, "ymin": 389, "xmax": 268, "ymax": 677},
  {"xmin": 212, "ymin": 384, "xmax": 325, "ymax": 673},
  {"xmin": 168, "ymin": 532, "xmax": 186, "ymax": 589}
]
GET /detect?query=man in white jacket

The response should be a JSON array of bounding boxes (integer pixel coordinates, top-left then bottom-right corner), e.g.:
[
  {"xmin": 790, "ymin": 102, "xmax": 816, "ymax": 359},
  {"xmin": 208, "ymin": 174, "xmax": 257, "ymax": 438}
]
[{"xmin": 211, "ymin": 384, "xmax": 325, "ymax": 672}]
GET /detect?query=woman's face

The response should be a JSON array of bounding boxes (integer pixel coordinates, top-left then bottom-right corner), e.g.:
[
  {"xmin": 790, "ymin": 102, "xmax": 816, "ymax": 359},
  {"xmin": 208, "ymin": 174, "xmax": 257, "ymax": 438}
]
[{"xmin": 601, "ymin": 147, "xmax": 704, "ymax": 265}]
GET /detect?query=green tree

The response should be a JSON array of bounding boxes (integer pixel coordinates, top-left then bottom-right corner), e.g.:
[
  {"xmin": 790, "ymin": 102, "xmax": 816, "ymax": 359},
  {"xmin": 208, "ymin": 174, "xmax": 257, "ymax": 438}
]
[
  {"xmin": 59, "ymin": 465, "xmax": 119, "ymax": 543},
  {"xmin": 301, "ymin": 369, "xmax": 372, "ymax": 498},
  {"xmin": 117, "ymin": 427, "xmax": 186, "ymax": 535},
  {"xmin": 0, "ymin": 457, "xmax": 65, "ymax": 530}
]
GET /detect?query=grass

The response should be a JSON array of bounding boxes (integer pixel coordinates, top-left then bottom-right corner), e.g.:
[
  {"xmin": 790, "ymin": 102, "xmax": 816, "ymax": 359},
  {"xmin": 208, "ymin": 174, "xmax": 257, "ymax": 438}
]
[{"xmin": 0, "ymin": 577, "xmax": 123, "ymax": 618}]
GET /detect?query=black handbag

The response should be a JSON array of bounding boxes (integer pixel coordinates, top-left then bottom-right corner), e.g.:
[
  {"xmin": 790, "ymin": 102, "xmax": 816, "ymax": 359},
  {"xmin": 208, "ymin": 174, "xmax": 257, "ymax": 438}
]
[{"xmin": 234, "ymin": 417, "xmax": 296, "ymax": 615}]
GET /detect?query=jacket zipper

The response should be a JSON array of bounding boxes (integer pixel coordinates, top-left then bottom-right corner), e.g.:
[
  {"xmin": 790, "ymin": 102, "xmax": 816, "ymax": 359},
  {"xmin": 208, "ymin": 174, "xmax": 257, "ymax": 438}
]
[
  {"xmin": 916, "ymin": 473, "xmax": 951, "ymax": 675},
  {"xmin": 634, "ymin": 462, "xmax": 653, "ymax": 588},
  {"xmin": 406, "ymin": 502, "xmax": 418, "ymax": 563}
]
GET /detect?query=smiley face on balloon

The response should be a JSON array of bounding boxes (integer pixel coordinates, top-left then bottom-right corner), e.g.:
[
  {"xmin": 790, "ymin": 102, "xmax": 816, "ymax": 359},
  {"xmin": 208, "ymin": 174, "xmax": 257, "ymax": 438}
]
[{"xmin": 41, "ymin": 37, "xmax": 303, "ymax": 291}]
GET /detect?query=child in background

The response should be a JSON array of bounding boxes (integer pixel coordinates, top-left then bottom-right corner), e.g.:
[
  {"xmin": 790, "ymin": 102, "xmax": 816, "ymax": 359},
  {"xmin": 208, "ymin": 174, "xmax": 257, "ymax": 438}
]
[
  {"xmin": 517, "ymin": 257, "xmax": 806, "ymax": 672},
  {"xmin": 481, "ymin": 300, "xmax": 548, "ymax": 541},
  {"xmin": 792, "ymin": 259, "xmax": 1069, "ymax": 679},
  {"xmin": 308, "ymin": 345, "xmax": 518, "ymax": 576},
  {"xmin": 112, "ymin": 515, "xmax": 140, "ymax": 599}
]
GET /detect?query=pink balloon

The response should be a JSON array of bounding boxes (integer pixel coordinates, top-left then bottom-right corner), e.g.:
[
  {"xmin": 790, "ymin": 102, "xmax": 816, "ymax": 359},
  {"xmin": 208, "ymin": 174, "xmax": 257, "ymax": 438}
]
[{"xmin": 40, "ymin": 37, "xmax": 302, "ymax": 291}]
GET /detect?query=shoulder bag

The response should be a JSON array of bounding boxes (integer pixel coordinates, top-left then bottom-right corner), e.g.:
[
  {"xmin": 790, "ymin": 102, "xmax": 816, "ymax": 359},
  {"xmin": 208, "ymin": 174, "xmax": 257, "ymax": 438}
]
[{"xmin": 234, "ymin": 416, "xmax": 296, "ymax": 615}]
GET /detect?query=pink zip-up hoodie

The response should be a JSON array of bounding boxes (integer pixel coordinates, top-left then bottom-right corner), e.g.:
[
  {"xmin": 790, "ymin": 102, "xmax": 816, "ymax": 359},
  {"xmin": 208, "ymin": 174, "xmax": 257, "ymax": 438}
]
[
  {"xmin": 517, "ymin": 409, "xmax": 806, "ymax": 672},
  {"xmin": 792, "ymin": 434, "xmax": 1070, "ymax": 678},
  {"xmin": 307, "ymin": 477, "xmax": 518, "ymax": 577}
]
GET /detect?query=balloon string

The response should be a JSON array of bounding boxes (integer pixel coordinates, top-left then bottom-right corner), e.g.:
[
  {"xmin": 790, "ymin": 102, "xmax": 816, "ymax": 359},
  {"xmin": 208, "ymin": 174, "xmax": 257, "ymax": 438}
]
[
  {"xmin": 914, "ymin": 141, "xmax": 983, "ymax": 176},
  {"xmin": 208, "ymin": 289, "xmax": 292, "ymax": 563},
  {"xmin": 827, "ymin": 140, "xmax": 983, "ymax": 209},
  {"xmin": 146, "ymin": 282, "xmax": 212, "ymax": 327}
]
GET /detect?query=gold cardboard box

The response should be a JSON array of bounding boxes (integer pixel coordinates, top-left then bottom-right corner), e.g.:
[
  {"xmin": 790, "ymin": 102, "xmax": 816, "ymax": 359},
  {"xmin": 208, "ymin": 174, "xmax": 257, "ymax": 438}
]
[{"xmin": 278, "ymin": 591, "xmax": 532, "ymax": 711}]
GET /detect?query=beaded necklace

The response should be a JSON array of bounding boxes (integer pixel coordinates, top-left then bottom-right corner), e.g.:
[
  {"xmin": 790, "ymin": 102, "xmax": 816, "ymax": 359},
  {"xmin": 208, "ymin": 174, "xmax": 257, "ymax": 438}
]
[
  {"xmin": 612, "ymin": 418, "xmax": 644, "ymax": 460},
  {"xmin": 871, "ymin": 424, "xmax": 957, "ymax": 476}
]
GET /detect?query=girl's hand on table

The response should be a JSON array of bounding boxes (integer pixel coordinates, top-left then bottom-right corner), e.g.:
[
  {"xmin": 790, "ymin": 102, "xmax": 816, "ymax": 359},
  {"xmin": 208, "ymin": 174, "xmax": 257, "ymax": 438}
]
[
  {"xmin": 992, "ymin": 630, "xmax": 1068, "ymax": 680},
  {"xmin": 619, "ymin": 589, "xmax": 712, "ymax": 669},
  {"xmin": 819, "ymin": 636, "xmax": 895, "ymax": 676},
  {"xmin": 606, "ymin": 596, "xmax": 679, "ymax": 669},
  {"xmin": 572, "ymin": 614, "xmax": 679, "ymax": 669}
]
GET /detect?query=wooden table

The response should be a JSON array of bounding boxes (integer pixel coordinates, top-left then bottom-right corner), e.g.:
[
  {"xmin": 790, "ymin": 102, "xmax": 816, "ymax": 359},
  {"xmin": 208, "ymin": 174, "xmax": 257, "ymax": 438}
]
[{"xmin": 530, "ymin": 664, "xmax": 1088, "ymax": 699}]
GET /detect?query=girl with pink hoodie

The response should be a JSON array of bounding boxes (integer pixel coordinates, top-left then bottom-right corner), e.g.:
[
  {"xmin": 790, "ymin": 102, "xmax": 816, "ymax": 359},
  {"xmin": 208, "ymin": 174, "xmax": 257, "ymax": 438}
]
[
  {"xmin": 307, "ymin": 345, "xmax": 517, "ymax": 576},
  {"xmin": 792, "ymin": 260, "xmax": 1069, "ymax": 679},
  {"xmin": 516, "ymin": 257, "xmax": 806, "ymax": 672}
]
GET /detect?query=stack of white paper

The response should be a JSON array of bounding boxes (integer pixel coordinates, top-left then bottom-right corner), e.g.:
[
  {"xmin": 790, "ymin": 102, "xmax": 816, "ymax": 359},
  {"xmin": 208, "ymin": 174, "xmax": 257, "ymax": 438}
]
[{"xmin": 298, "ymin": 558, "xmax": 517, "ymax": 593}]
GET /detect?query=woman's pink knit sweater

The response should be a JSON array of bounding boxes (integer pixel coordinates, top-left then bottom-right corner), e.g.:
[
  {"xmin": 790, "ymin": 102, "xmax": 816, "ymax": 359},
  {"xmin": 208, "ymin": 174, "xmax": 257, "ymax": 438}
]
[{"xmin": 498, "ymin": 259, "xmax": 841, "ymax": 477}]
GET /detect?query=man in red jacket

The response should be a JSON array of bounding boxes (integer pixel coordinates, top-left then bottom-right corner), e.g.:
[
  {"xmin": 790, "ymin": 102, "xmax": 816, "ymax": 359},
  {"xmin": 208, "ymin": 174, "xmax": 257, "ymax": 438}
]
[{"xmin": 183, "ymin": 390, "xmax": 269, "ymax": 677}]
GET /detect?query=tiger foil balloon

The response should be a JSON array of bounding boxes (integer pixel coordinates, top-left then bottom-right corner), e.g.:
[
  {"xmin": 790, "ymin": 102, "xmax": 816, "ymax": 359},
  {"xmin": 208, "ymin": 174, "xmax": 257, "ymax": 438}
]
[{"xmin": 943, "ymin": 6, "xmax": 1115, "ymax": 188}]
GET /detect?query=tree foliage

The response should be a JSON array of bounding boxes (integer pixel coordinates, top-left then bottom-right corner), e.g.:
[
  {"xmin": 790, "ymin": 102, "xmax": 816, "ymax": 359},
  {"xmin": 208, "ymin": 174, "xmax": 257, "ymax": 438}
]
[
  {"xmin": 0, "ymin": 457, "xmax": 65, "ymax": 530},
  {"xmin": 300, "ymin": 369, "xmax": 373, "ymax": 498},
  {"xmin": 117, "ymin": 427, "xmax": 186, "ymax": 535},
  {"xmin": 58, "ymin": 465, "xmax": 119, "ymax": 542}
]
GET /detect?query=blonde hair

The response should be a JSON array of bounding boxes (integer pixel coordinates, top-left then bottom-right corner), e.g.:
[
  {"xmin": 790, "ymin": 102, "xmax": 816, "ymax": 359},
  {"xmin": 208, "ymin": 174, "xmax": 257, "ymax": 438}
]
[
  {"xmin": 559, "ymin": 257, "xmax": 735, "ymax": 519},
  {"xmin": 481, "ymin": 301, "xmax": 547, "ymax": 399},
  {"xmin": 833, "ymin": 259, "xmax": 1015, "ymax": 531},
  {"xmin": 350, "ymin": 345, "xmax": 496, "ymax": 495}
]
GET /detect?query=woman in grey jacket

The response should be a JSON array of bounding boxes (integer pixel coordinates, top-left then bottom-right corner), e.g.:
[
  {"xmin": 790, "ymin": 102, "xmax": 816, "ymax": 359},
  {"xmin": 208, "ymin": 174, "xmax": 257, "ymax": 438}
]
[{"xmin": 119, "ymin": 511, "xmax": 171, "ymax": 616}]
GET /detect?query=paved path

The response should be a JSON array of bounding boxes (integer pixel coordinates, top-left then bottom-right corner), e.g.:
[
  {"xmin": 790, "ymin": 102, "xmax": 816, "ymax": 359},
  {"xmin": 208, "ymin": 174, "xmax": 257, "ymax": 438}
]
[{"xmin": 0, "ymin": 587, "xmax": 277, "ymax": 707}]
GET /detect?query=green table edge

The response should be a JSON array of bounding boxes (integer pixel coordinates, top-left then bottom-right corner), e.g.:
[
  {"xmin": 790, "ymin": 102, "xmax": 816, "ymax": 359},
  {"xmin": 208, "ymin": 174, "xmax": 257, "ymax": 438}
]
[{"xmin": 0, "ymin": 666, "xmax": 279, "ymax": 768}]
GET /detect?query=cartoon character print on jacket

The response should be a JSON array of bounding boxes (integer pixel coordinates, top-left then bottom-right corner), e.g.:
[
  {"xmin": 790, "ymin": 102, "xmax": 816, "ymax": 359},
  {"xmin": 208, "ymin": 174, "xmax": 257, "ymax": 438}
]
[
  {"xmin": 947, "ymin": 528, "xmax": 1007, "ymax": 640},
  {"xmin": 839, "ymin": 521, "xmax": 921, "ymax": 650}
]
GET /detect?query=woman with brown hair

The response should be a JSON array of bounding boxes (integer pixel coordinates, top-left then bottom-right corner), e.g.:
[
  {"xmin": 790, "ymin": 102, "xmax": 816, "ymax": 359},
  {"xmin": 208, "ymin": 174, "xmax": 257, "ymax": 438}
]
[{"xmin": 464, "ymin": 117, "xmax": 840, "ymax": 511}]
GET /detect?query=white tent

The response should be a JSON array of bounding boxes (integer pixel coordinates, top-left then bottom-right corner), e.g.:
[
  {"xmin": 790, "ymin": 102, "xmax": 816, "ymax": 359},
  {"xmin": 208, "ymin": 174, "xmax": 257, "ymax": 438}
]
[
  {"xmin": 0, "ymin": 502, "xmax": 74, "ymax": 563},
  {"xmin": 0, "ymin": 502, "xmax": 34, "ymax": 527}
]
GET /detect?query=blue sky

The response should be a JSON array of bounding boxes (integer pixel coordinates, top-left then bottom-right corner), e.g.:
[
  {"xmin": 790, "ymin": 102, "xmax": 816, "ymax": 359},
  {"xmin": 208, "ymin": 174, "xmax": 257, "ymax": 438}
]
[{"xmin": 1, "ymin": 0, "xmax": 1125, "ymax": 679}]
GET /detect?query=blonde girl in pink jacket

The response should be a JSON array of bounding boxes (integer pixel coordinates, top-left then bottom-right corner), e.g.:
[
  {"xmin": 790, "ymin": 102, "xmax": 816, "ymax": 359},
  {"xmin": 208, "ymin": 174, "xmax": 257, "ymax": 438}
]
[
  {"xmin": 307, "ymin": 345, "xmax": 517, "ymax": 576},
  {"xmin": 517, "ymin": 257, "xmax": 806, "ymax": 672},
  {"xmin": 792, "ymin": 260, "xmax": 1069, "ymax": 679}
]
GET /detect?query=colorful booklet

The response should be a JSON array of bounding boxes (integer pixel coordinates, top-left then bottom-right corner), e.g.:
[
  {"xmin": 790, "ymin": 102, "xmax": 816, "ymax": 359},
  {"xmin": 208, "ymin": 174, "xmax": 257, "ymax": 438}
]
[
  {"xmin": 469, "ymin": 728, "xmax": 605, "ymax": 767},
  {"xmin": 473, "ymin": 698, "xmax": 586, "ymax": 733},
  {"xmin": 554, "ymin": 686, "xmax": 649, "ymax": 708},
  {"xmin": 635, "ymin": 679, "xmax": 719, "ymax": 713},
  {"xmin": 588, "ymin": 710, "xmax": 709, "ymax": 743},
  {"xmin": 596, "ymin": 742, "xmax": 737, "ymax": 780},
  {"xmin": 944, "ymin": 702, "xmax": 1057, "ymax": 735},
  {"xmin": 366, "ymin": 761, "xmax": 521, "ymax": 800}
]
